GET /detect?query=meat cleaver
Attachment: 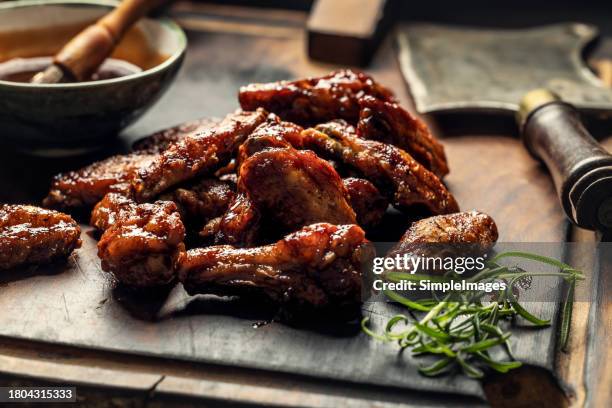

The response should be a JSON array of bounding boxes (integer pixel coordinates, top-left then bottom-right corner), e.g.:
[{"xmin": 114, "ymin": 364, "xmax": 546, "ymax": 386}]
[{"xmin": 397, "ymin": 23, "xmax": 612, "ymax": 232}]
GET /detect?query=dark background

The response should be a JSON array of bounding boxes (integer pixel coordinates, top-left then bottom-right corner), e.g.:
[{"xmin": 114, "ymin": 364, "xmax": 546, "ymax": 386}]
[{"xmin": 202, "ymin": 0, "xmax": 612, "ymax": 35}]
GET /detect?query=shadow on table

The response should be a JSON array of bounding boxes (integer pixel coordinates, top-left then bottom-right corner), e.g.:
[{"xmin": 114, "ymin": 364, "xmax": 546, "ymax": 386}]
[
  {"xmin": 165, "ymin": 293, "xmax": 363, "ymax": 338},
  {"xmin": 0, "ymin": 258, "xmax": 74, "ymax": 287}
]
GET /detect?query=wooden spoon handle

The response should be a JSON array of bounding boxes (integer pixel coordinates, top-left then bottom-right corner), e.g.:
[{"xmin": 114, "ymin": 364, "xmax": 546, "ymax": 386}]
[{"xmin": 54, "ymin": 0, "xmax": 165, "ymax": 81}]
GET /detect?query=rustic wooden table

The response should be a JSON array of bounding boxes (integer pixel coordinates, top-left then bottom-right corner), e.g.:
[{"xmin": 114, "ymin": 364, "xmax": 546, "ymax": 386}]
[{"xmin": 0, "ymin": 3, "xmax": 610, "ymax": 407}]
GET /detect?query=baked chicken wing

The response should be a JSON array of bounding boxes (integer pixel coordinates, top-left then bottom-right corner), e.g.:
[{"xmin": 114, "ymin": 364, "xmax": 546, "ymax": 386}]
[
  {"xmin": 216, "ymin": 119, "xmax": 356, "ymax": 245},
  {"xmin": 357, "ymin": 96, "xmax": 449, "ymax": 177},
  {"xmin": 43, "ymin": 153, "xmax": 157, "ymax": 211},
  {"xmin": 44, "ymin": 117, "xmax": 225, "ymax": 212},
  {"xmin": 396, "ymin": 210, "xmax": 498, "ymax": 247},
  {"xmin": 388, "ymin": 211, "xmax": 499, "ymax": 275},
  {"xmin": 0, "ymin": 205, "xmax": 81, "ymax": 269},
  {"xmin": 240, "ymin": 148, "xmax": 356, "ymax": 229},
  {"xmin": 179, "ymin": 223, "xmax": 373, "ymax": 311},
  {"xmin": 293, "ymin": 122, "xmax": 459, "ymax": 215},
  {"xmin": 91, "ymin": 193, "xmax": 185, "ymax": 287},
  {"xmin": 133, "ymin": 109, "xmax": 268, "ymax": 201},
  {"xmin": 239, "ymin": 69, "xmax": 395, "ymax": 126}
]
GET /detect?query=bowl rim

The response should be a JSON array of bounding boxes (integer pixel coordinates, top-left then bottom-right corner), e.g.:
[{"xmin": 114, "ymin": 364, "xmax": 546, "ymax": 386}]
[{"xmin": 0, "ymin": 0, "xmax": 187, "ymax": 89}]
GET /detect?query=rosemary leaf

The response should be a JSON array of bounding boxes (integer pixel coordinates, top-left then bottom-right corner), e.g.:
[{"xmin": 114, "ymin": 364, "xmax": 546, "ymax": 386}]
[
  {"xmin": 415, "ymin": 323, "xmax": 452, "ymax": 341},
  {"xmin": 461, "ymin": 333, "xmax": 511, "ymax": 353},
  {"xmin": 474, "ymin": 352, "xmax": 522, "ymax": 373},
  {"xmin": 508, "ymin": 296, "xmax": 551, "ymax": 326},
  {"xmin": 383, "ymin": 289, "xmax": 432, "ymax": 312},
  {"xmin": 559, "ymin": 277, "xmax": 576, "ymax": 352},
  {"xmin": 419, "ymin": 357, "xmax": 454, "ymax": 376}
]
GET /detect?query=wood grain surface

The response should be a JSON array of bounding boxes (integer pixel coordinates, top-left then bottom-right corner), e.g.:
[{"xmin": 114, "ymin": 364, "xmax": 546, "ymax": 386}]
[{"xmin": 0, "ymin": 4, "xmax": 607, "ymax": 406}]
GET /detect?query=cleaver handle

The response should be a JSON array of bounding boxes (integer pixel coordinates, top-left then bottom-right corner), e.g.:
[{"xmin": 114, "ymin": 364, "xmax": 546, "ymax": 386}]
[{"xmin": 519, "ymin": 89, "xmax": 612, "ymax": 231}]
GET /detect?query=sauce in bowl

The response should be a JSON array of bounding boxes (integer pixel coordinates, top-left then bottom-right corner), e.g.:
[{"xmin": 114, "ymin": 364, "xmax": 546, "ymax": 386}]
[
  {"xmin": 0, "ymin": 18, "xmax": 169, "ymax": 83},
  {"xmin": 0, "ymin": 56, "xmax": 142, "ymax": 83}
]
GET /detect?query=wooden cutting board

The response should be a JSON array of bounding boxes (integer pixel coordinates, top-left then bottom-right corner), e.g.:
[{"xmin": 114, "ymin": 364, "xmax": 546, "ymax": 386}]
[{"xmin": 0, "ymin": 9, "xmax": 572, "ymax": 403}]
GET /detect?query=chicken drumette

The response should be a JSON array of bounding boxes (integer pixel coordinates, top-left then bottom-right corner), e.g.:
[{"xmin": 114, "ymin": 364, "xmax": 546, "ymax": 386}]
[
  {"xmin": 179, "ymin": 223, "xmax": 373, "ymax": 311},
  {"xmin": 239, "ymin": 69, "xmax": 395, "ymax": 126},
  {"xmin": 91, "ymin": 193, "xmax": 185, "ymax": 287},
  {"xmin": 0, "ymin": 205, "xmax": 81, "ymax": 269}
]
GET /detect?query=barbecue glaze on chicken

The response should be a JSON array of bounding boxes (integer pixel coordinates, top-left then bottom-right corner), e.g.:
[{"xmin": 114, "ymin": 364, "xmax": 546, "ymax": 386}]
[
  {"xmin": 179, "ymin": 223, "xmax": 373, "ymax": 311},
  {"xmin": 397, "ymin": 211, "xmax": 499, "ymax": 247},
  {"xmin": 132, "ymin": 117, "xmax": 221, "ymax": 154},
  {"xmin": 357, "ymin": 96, "xmax": 449, "ymax": 177},
  {"xmin": 387, "ymin": 211, "xmax": 499, "ymax": 275},
  {"xmin": 239, "ymin": 69, "xmax": 395, "ymax": 126},
  {"xmin": 294, "ymin": 121, "xmax": 459, "ymax": 215},
  {"xmin": 160, "ymin": 178, "xmax": 235, "ymax": 233},
  {"xmin": 0, "ymin": 205, "xmax": 81, "ymax": 269},
  {"xmin": 43, "ymin": 152, "xmax": 157, "ymax": 211},
  {"xmin": 215, "ymin": 117, "xmax": 356, "ymax": 245},
  {"xmin": 91, "ymin": 193, "xmax": 185, "ymax": 287},
  {"xmin": 342, "ymin": 177, "xmax": 388, "ymax": 230},
  {"xmin": 133, "ymin": 109, "xmax": 268, "ymax": 201}
]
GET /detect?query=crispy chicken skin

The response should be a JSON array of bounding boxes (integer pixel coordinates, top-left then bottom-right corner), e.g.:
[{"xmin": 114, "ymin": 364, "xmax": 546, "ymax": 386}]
[
  {"xmin": 293, "ymin": 122, "xmax": 459, "ymax": 215},
  {"xmin": 239, "ymin": 69, "xmax": 395, "ymax": 126},
  {"xmin": 343, "ymin": 178, "xmax": 388, "ymax": 230},
  {"xmin": 43, "ymin": 153, "xmax": 157, "ymax": 211},
  {"xmin": 357, "ymin": 96, "xmax": 449, "ymax": 177},
  {"xmin": 132, "ymin": 117, "xmax": 221, "ymax": 154},
  {"xmin": 92, "ymin": 194, "xmax": 185, "ymax": 287},
  {"xmin": 0, "ymin": 205, "xmax": 81, "ymax": 269},
  {"xmin": 133, "ymin": 109, "xmax": 268, "ymax": 201},
  {"xmin": 179, "ymin": 223, "xmax": 373, "ymax": 310}
]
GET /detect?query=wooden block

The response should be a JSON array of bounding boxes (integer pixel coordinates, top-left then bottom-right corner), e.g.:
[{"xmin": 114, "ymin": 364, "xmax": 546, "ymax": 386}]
[{"xmin": 307, "ymin": 0, "xmax": 393, "ymax": 66}]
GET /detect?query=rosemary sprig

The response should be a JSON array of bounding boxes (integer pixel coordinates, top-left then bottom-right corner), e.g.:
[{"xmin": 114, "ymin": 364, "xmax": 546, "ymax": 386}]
[{"xmin": 362, "ymin": 251, "xmax": 583, "ymax": 379}]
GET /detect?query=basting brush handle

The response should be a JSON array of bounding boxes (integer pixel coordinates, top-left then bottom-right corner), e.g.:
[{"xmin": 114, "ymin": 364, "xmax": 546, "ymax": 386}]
[{"xmin": 518, "ymin": 89, "xmax": 612, "ymax": 231}]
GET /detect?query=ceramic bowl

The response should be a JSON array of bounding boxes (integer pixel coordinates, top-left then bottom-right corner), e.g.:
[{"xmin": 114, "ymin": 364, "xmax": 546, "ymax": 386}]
[{"xmin": 0, "ymin": 0, "xmax": 186, "ymax": 154}]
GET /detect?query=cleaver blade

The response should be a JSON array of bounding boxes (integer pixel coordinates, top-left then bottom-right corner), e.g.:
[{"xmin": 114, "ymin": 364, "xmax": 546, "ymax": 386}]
[{"xmin": 396, "ymin": 23, "xmax": 612, "ymax": 115}]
